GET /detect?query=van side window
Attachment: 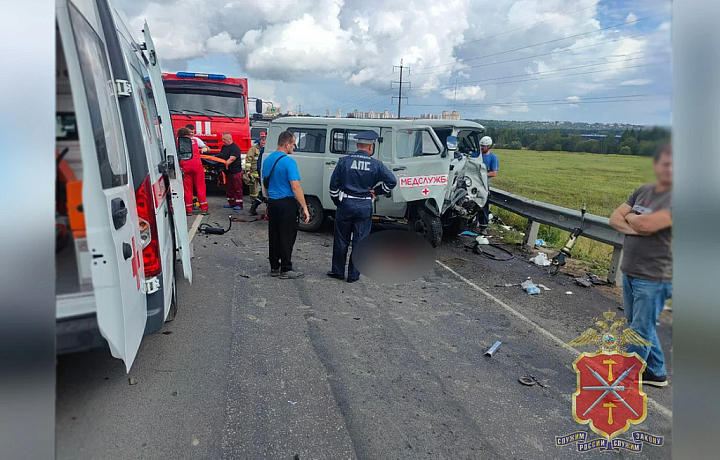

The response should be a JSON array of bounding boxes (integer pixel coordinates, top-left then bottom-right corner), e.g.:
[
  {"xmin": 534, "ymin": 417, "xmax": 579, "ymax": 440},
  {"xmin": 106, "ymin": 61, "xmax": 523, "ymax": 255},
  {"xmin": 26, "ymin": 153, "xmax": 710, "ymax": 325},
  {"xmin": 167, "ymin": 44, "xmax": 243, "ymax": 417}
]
[
  {"xmin": 396, "ymin": 129, "xmax": 440, "ymax": 159},
  {"xmin": 331, "ymin": 129, "xmax": 371, "ymax": 154},
  {"xmin": 288, "ymin": 128, "xmax": 326, "ymax": 153},
  {"xmin": 69, "ymin": 3, "xmax": 129, "ymax": 189}
]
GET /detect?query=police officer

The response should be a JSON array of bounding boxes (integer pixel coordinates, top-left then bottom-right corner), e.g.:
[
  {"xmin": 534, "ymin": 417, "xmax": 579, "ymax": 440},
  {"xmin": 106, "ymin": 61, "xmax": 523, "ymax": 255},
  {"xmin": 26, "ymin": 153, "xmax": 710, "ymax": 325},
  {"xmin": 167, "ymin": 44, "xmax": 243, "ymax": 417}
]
[{"xmin": 327, "ymin": 131, "xmax": 397, "ymax": 283}]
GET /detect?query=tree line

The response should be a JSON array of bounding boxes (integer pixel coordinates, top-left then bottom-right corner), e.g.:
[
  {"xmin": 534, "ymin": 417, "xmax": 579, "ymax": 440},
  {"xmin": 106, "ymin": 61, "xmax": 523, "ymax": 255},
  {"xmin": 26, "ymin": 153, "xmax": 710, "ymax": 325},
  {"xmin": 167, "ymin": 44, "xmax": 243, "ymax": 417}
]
[{"xmin": 484, "ymin": 126, "xmax": 671, "ymax": 156}]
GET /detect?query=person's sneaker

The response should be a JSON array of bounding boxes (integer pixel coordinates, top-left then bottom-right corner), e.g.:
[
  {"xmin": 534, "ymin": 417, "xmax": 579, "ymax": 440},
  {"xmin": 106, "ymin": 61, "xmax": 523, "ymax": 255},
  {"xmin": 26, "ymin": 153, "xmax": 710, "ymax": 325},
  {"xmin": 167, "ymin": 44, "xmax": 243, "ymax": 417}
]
[
  {"xmin": 186, "ymin": 212, "xmax": 192, "ymax": 217},
  {"xmin": 201, "ymin": 211, "xmax": 209, "ymax": 216},
  {"xmin": 280, "ymin": 270, "xmax": 304, "ymax": 279},
  {"xmin": 233, "ymin": 205, "xmax": 243, "ymax": 211},
  {"xmin": 346, "ymin": 277, "xmax": 359, "ymax": 283},
  {"xmin": 642, "ymin": 371, "xmax": 668, "ymax": 387},
  {"xmin": 327, "ymin": 271, "xmax": 344, "ymax": 280},
  {"xmin": 270, "ymin": 268, "xmax": 280, "ymax": 277},
  {"xmin": 479, "ymin": 226, "xmax": 489, "ymax": 236},
  {"xmin": 223, "ymin": 204, "xmax": 234, "ymax": 208}
]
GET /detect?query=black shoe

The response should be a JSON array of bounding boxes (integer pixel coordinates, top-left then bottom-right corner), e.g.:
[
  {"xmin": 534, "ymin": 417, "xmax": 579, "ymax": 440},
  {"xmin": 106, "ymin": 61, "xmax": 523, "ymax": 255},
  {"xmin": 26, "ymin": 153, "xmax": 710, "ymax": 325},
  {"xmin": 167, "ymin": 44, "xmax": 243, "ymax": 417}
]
[
  {"xmin": 642, "ymin": 371, "xmax": 668, "ymax": 387},
  {"xmin": 346, "ymin": 277, "xmax": 359, "ymax": 283},
  {"xmin": 327, "ymin": 271, "xmax": 345, "ymax": 280},
  {"xmin": 280, "ymin": 270, "xmax": 304, "ymax": 279},
  {"xmin": 249, "ymin": 198, "xmax": 261, "ymax": 216},
  {"xmin": 479, "ymin": 226, "xmax": 489, "ymax": 236},
  {"xmin": 270, "ymin": 268, "xmax": 280, "ymax": 277}
]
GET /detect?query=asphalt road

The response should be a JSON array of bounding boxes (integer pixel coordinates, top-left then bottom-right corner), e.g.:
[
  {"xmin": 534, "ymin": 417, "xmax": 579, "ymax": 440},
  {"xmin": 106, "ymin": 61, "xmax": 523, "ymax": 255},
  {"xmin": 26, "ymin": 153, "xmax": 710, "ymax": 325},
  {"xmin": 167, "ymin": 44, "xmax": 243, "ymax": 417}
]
[{"xmin": 56, "ymin": 195, "xmax": 673, "ymax": 459}]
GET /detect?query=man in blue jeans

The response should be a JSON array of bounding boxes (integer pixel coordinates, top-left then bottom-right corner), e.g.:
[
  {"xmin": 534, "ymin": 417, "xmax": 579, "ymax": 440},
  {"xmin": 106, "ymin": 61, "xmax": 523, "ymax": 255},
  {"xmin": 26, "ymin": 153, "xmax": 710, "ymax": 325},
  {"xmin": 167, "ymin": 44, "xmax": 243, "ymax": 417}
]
[{"xmin": 610, "ymin": 143, "xmax": 673, "ymax": 387}]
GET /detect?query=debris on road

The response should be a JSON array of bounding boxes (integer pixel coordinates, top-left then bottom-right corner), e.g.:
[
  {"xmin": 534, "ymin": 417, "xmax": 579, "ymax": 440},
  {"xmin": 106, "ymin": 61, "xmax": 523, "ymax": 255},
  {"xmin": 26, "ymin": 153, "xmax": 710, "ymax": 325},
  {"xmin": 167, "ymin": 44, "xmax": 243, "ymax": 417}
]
[
  {"xmin": 535, "ymin": 239, "xmax": 546, "ymax": 247},
  {"xmin": 128, "ymin": 377, "xmax": 138, "ymax": 385},
  {"xmin": 530, "ymin": 375, "xmax": 547, "ymax": 388},
  {"xmin": 475, "ymin": 236, "xmax": 490, "ymax": 245},
  {"xmin": 566, "ymin": 291, "xmax": 573, "ymax": 295},
  {"xmin": 230, "ymin": 238, "xmax": 241, "ymax": 246},
  {"xmin": 518, "ymin": 376, "xmax": 536, "ymax": 386},
  {"xmin": 574, "ymin": 277, "xmax": 593, "ymax": 288},
  {"xmin": 460, "ymin": 230, "xmax": 478, "ymax": 237},
  {"xmin": 530, "ymin": 252, "xmax": 551, "ymax": 267},
  {"xmin": 288, "ymin": 400, "xmax": 298, "ymax": 405},
  {"xmin": 521, "ymin": 279, "xmax": 541, "ymax": 295},
  {"xmin": 172, "ymin": 390, "xmax": 179, "ymax": 396},
  {"xmin": 537, "ymin": 284, "xmax": 552, "ymax": 291},
  {"xmin": 192, "ymin": 439, "xmax": 199, "ymax": 446},
  {"xmin": 485, "ymin": 341, "xmax": 502, "ymax": 357},
  {"xmin": 238, "ymin": 272, "xmax": 250, "ymax": 278},
  {"xmin": 495, "ymin": 283, "xmax": 521, "ymax": 287}
]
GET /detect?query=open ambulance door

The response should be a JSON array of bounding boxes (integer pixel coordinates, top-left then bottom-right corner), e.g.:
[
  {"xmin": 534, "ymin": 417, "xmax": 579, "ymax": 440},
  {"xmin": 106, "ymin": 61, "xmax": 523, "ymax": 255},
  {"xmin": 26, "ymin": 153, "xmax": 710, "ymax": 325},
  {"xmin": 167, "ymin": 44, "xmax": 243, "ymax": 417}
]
[
  {"xmin": 57, "ymin": 0, "xmax": 146, "ymax": 370},
  {"xmin": 142, "ymin": 21, "xmax": 192, "ymax": 283}
]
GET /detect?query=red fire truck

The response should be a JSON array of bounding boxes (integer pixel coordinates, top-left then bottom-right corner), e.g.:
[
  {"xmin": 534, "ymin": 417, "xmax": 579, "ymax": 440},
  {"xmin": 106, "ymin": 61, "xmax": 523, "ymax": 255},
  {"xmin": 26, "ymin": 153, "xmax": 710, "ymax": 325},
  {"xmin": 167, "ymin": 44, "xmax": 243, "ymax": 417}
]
[{"xmin": 162, "ymin": 72, "xmax": 261, "ymax": 186}]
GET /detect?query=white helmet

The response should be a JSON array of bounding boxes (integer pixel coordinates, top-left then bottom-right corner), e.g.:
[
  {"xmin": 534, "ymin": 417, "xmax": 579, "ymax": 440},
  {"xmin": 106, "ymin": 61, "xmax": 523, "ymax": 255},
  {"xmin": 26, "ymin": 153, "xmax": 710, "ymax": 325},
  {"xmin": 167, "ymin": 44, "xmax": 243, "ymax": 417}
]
[{"xmin": 480, "ymin": 136, "xmax": 493, "ymax": 146}]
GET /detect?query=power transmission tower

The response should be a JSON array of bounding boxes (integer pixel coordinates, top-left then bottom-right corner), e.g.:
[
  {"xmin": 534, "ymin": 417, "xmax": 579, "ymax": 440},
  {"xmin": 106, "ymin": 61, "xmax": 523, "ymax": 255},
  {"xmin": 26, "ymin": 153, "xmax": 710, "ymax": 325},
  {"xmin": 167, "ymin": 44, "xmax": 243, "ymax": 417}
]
[
  {"xmin": 392, "ymin": 59, "xmax": 410, "ymax": 119},
  {"xmin": 453, "ymin": 78, "xmax": 458, "ymax": 111}
]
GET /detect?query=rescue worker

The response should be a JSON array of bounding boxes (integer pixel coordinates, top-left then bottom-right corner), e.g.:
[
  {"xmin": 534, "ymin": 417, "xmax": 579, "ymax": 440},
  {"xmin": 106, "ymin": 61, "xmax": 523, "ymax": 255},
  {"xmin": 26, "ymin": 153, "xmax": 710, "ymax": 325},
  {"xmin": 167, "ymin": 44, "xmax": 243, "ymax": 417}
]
[
  {"xmin": 244, "ymin": 132, "xmax": 267, "ymax": 215},
  {"xmin": 327, "ymin": 131, "xmax": 397, "ymax": 283},
  {"xmin": 185, "ymin": 124, "xmax": 210, "ymax": 153},
  {"xmin": 177, "ymin": 127, "xmax": 208, "ymax": 216},
  {"xmin": 219, "ymin": 133, "xmax": 243, "ymax": 210}
]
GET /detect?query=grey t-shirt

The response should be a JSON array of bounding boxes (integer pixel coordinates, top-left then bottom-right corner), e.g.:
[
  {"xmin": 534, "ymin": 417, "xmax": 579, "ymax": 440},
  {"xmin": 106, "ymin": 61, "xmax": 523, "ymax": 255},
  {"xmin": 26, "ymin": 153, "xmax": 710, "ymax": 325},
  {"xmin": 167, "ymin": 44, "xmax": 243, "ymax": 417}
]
[{"xmin": 621, "ymin": 183, "xmax": 672, "ymax": 282}]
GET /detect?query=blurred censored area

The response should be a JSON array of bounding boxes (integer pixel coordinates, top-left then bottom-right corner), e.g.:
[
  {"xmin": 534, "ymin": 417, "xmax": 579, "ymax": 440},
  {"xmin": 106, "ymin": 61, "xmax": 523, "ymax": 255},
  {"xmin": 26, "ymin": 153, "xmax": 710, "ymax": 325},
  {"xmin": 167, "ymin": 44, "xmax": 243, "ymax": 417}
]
[{"xmin": 352, "ymin": 230, "xmax": 436, "ymax": 284}]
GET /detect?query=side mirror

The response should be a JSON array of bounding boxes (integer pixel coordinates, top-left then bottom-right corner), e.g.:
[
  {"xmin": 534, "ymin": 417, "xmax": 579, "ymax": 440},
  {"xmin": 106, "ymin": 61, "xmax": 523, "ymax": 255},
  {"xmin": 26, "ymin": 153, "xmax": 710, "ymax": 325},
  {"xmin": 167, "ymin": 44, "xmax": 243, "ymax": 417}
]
[
  {"xmin": 177, "ymin": 137, "xmax": 194, "ymax": 161},
  {"xmin": 446, "ymin": 136, "xmax": 458, "ymax": 151},
  {"xmin": 255, "ymin": 99, "xmax": 263, "ymax": 114}
]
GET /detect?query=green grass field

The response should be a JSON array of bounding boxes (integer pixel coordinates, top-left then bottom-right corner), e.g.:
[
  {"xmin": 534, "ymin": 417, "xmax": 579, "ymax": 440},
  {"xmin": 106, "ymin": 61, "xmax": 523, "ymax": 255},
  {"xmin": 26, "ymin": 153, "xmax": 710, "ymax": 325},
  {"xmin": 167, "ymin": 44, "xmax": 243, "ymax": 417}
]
[{"xmin": 488, "ymin": 149, "xmax": 655, "ymax": 271}]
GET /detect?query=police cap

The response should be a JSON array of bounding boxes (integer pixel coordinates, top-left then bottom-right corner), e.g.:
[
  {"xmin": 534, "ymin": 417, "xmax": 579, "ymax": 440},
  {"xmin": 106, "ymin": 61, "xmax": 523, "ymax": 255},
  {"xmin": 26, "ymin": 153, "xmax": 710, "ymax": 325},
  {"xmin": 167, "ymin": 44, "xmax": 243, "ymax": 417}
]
[{"xmin": 355, "ymin": 131, "xmax": 379, "ymax": 142}]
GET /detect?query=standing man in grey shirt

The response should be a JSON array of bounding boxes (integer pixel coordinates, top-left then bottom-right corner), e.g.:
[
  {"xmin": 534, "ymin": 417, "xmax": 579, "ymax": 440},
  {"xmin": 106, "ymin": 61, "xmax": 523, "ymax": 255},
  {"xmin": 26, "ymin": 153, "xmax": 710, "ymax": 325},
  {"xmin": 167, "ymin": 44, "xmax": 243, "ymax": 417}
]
[{"xmin": 610, "ymin": 143, "xmax": 673, "ymax": 387}]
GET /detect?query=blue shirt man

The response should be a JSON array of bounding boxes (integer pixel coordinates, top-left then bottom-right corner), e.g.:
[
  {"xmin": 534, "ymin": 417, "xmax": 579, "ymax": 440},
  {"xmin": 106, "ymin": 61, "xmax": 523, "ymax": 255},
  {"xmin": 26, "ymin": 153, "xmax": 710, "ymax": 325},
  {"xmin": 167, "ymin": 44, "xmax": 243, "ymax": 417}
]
[
  {"xmin": 327, "ymin": 131, "xmax": 397, "ymax": 283},
  {"xmin": 261, "ymin": 131, "xmax": 309, "ymax": 279}
]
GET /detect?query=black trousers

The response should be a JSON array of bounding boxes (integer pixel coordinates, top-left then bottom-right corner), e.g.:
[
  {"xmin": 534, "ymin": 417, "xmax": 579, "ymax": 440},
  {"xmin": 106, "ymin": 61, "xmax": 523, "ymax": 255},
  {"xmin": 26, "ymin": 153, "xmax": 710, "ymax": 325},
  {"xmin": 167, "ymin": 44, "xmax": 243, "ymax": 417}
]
[{"xmin": 268, "ymin": 197, "xmax": 299, "ymax": 272}]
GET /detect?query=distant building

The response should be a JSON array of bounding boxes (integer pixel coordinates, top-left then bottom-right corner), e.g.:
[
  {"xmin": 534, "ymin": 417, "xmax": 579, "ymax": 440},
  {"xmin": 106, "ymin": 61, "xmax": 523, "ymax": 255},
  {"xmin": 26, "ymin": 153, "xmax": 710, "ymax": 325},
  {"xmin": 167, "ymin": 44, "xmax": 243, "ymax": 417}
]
[
  {"xmin": 326, "ymin": 109, "xmax": 331, "ymax": 117},
  {"xmin": 451, "ymin": 110, "xmax": 460, "ymax": 120},
  {"xmin": 336, "ymin": 109, "xmax": 342, "ymax": 118}
]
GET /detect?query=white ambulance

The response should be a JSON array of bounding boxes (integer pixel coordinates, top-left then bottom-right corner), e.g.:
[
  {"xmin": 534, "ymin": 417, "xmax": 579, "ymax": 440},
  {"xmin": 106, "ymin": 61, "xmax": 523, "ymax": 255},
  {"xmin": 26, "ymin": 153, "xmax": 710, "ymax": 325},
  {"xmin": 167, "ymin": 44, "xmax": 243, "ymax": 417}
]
[{"xmin": 55, "ymin": 0, "xmax": 192, "ymax": 370}]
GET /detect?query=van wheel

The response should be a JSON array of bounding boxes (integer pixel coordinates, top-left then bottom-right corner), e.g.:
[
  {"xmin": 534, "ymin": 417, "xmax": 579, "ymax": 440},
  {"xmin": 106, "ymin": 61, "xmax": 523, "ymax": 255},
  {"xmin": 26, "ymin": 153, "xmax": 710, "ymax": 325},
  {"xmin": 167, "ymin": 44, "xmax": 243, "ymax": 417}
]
[
  {"xmin": 165, "ymin": 263, "xmax": 178, "ymax": 322},
  {"xmin": 410, "ymin": 208, "xmax": 443, "ymax": 247},
  {"xmin": 299, "ymin": 196, "xmax": 324, "ymax": 232}
]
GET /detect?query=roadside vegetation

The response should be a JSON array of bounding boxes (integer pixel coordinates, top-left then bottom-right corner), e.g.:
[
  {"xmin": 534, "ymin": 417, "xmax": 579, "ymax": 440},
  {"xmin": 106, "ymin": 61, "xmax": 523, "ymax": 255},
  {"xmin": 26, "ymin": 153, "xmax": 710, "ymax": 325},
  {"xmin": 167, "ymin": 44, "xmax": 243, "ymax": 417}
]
[{"xmin": 489, "ymin": 149, "xmax": 655, "ymax": 272}]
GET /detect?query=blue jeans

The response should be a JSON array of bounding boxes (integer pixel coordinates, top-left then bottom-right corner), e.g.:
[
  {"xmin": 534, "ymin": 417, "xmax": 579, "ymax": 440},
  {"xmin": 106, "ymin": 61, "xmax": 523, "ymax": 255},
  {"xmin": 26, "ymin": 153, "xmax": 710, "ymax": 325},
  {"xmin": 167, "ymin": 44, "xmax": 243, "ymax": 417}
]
[{"xmin": 623, "ymin": 274, "xmax": 672, "ymax": 377}]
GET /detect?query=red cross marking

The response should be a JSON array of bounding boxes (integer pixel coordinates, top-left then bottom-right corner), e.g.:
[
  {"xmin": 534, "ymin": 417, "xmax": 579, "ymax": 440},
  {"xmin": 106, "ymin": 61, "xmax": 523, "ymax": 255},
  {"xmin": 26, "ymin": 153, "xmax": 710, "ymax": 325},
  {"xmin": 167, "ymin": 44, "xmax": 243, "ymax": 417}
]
[{"xmin": 422, "ymin": 188, "xmax": 430, "ymax": 196}]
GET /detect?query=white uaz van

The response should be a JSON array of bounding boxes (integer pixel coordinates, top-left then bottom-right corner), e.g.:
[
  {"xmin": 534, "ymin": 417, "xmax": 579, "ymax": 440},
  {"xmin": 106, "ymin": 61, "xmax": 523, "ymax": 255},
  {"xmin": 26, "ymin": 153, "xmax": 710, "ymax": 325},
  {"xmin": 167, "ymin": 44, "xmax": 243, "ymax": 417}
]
[
  {"xmin": 266, "ymin": 117, "xmax": 489, "ymax": 247},
  {"xmin": 55, "ymin": 0, "xmax": 192, "ymax": 370}
]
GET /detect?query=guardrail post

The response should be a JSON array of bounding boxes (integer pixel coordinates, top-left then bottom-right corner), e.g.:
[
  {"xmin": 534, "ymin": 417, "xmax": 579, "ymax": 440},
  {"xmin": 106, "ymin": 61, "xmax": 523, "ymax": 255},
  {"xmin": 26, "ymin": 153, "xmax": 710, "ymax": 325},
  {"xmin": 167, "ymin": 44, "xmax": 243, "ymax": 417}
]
[
  {"xmin": 523, "ymin": 220, "xmax": 541, "ymax": 249},
  {"xmin": 607, "ymin": 247, "xmax": 624, "ymax": 286}
]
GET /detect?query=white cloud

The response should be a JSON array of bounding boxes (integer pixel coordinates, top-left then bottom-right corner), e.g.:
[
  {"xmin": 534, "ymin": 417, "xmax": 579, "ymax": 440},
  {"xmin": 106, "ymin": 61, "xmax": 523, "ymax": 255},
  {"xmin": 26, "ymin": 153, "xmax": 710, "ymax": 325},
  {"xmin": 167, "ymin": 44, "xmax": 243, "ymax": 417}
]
[
  {"xmin": 620, "ymin": 79, "xmax": 652, "ymax": 86},
  {"xmin": 206, "ymin": 32, "xmax": 242, "ymax": 54},
  {"xmin": 566, "ymin": 96, "xmax": 580, "ymax": 101},
  {"xmin": 442, "ymin": 85, "xmax": 486, "ymax": 101},
  {"xmin": 626, "ymin": 12, "xmax": 638, "ymax": 23}
]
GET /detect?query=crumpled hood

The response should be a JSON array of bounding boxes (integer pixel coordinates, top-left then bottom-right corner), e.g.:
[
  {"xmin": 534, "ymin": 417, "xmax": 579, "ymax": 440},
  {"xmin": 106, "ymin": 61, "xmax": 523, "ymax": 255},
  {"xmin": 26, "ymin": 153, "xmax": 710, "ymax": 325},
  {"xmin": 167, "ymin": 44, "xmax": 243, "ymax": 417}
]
[{"xmin": 462, "ymin": 157, "xmax": 489, "ymax": 207}]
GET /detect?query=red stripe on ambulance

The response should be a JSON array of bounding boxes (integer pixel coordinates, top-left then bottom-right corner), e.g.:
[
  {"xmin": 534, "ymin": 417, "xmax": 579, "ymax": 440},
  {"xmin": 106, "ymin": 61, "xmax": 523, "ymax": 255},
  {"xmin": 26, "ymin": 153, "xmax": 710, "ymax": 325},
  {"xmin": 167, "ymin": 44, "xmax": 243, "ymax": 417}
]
[{"xmin": 398, "ymin": 174, "xmax": 448, "ymax": 188}]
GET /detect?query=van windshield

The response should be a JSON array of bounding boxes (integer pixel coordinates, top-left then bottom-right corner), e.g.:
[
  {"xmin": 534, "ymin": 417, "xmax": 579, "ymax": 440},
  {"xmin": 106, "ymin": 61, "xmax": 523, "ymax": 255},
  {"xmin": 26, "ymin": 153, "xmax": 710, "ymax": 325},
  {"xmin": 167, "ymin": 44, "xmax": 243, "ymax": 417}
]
[{"xmin": 166, "ymin": 92, "xmax": 246, "ymax": 119}]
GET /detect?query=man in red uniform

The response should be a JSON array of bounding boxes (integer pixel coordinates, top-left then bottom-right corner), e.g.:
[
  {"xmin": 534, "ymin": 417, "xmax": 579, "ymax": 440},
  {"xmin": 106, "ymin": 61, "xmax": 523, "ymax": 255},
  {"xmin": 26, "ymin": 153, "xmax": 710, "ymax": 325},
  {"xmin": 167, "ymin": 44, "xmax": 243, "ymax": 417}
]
[{"xmin": 177, "ymin": 127, "xmax": 209, "ymax": 216}]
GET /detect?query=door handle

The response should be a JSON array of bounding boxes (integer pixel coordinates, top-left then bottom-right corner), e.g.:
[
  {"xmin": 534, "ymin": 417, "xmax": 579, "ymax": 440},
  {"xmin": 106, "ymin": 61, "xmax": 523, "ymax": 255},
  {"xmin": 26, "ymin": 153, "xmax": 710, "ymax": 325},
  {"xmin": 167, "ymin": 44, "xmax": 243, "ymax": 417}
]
[
  {"xmin": 111, "ymin": 198, "xmax": 128, "ymax": 229},
  {"xmin": 392, "ymin": 166, "xmax": 407, "ymax": 171},
  {"xmin": 325, "ymin": 161, "xmax": 337, "ymax": 166},
  {"xmin": 122, "ymin": 242, "xmax": 132, "ymax": 260}
]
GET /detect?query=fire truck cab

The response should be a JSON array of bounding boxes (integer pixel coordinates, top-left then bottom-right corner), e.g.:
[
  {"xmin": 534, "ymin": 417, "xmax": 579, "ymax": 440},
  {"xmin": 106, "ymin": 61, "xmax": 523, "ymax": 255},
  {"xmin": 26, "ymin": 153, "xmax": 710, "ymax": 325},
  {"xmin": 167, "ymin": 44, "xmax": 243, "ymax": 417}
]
[
  {"xmin": 55, "ymin": 0, "xmax": 192, "ymax": 370},
  {"xmin": 162, "ymin": 73, "xmax": 260, "ymax": 188}
]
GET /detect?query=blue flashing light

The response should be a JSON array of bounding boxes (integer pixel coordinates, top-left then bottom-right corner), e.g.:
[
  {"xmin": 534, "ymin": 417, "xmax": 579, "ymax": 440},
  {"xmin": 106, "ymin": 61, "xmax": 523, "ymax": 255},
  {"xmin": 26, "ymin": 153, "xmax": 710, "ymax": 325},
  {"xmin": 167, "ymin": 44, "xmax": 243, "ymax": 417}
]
[
  {"xmin": 208, "ymin": 74, "xmax": 227, "ymax": 80},
  {"xmin": 175, "ymin": 72, "xmax": 226, "ymax": 80},
  {"xmin": 176, "ymin": 72, "xmax": 196, "ymax": 78}
]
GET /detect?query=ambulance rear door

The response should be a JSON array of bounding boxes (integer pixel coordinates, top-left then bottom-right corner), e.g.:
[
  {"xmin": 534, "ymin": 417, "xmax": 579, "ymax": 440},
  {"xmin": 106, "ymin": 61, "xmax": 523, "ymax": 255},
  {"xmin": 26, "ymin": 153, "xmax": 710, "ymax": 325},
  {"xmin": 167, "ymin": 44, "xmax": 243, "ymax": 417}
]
[
  {"xmin": 57, "ymin": 0, "xmax": 146, "ymax": 370},
  {"xmin": 142, "ymin": 21, "xmax": 192, "ymax": 283}
]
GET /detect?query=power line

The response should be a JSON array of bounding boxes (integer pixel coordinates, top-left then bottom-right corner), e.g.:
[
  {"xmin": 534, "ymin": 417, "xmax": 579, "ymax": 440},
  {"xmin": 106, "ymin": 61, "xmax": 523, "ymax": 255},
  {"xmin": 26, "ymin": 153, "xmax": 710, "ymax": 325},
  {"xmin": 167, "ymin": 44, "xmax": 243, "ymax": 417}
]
[
  {"xmin": 428, "ymin": 53, "xmax": 661, "ymax": 91},
  {"xmin": 407, "ymin": 94, "xmax": 670, "ymax": 108},
  {"xmin": 414, "ymin": 14, "xmax": 663, "ymax": 74}
]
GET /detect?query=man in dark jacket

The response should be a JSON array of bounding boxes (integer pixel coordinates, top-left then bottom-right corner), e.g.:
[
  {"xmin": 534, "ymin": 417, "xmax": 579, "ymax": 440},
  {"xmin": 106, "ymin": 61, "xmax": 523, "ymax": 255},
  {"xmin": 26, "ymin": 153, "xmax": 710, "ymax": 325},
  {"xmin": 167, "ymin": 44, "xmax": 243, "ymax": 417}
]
[{"xmin": 219, "ymin": 133, "xmax": 243, "ymax": 210}]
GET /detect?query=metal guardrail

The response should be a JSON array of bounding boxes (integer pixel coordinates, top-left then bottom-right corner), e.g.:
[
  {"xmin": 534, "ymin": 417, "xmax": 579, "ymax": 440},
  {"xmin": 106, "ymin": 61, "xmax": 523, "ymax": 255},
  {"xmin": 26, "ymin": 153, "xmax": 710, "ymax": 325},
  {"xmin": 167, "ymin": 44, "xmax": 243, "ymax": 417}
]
[{"xmin": 488, "ymin": 188, "xmax": 625, "ymax": 285}]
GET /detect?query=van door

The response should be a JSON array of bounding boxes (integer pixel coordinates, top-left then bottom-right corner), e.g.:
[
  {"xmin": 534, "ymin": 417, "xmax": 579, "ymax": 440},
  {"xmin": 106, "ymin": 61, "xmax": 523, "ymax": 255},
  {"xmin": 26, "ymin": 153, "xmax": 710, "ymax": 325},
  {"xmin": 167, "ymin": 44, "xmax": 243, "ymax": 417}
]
[
  {"xmin": 142, "ymin": 22, "xmax": 192, "ymax": 283},
  {"xmin": 374, "ymin": 127, "xmax": 407, "ymax": 218},
  {"xmin": 391, "ymin": 127, "xmax": 448, "ymax": 208},
  {"xmin": 57, "ymin": 0, "xmax": 146, "ymax": 370}
]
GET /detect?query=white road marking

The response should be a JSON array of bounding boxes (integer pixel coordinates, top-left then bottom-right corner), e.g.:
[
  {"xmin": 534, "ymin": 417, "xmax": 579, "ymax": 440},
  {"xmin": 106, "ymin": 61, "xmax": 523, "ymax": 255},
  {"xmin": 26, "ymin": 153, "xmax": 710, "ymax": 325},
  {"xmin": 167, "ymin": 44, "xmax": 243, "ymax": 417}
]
[
  {"xmin": 189, "ymin": 215, "xmax": 204, "ymax": 242},
  {"xmin": 435, "ymin": 260, "xmax": 673, "ymax": 420}
]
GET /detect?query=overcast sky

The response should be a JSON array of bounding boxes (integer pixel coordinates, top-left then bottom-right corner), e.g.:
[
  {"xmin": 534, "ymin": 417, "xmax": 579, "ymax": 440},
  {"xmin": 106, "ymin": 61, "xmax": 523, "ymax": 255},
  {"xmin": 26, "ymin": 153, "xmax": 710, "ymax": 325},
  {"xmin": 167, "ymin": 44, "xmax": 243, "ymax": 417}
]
[{"xmin": 116, "ymin": 0, "xmax": 672, "ymax": 125}]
